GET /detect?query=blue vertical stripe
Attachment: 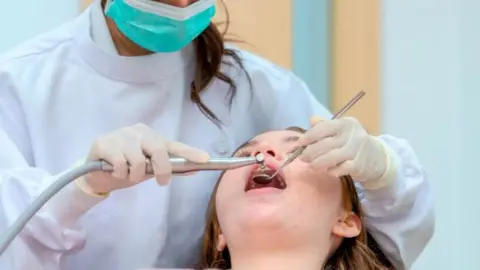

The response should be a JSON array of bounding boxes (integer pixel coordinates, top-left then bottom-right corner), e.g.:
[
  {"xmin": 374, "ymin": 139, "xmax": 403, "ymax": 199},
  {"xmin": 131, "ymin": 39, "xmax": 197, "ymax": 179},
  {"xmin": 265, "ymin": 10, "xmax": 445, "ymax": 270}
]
[{"xmin": 292, "ymin": 0, "xmax": 331, "ymax": 108}]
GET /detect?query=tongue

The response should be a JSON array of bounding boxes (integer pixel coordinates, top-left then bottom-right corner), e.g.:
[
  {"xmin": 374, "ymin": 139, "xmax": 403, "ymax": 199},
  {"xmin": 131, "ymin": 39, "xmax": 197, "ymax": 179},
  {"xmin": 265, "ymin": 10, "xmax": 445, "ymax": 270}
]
[
  {"xmin": 247, "ymin": 176, "xmax": 282, "ymax": 191},
  {"xmin": 252, "ymin": 175, "xmax": 273, "ymax": 185}
]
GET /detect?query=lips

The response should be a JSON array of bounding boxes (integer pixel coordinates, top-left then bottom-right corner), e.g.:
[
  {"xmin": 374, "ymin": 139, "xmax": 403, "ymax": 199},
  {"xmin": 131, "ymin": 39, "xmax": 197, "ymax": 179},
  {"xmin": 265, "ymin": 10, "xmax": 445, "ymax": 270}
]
[{"xmin": 244, "ymin": 162, "xmax": 287, "ymax": 192}]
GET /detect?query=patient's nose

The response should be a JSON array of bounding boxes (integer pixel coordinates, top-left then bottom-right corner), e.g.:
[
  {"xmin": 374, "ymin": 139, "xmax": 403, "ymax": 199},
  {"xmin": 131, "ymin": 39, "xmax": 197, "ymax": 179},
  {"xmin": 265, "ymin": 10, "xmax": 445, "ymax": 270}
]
[{"xmin": 251, "ymin": 143, "xmax": 283, "ymax": 161}]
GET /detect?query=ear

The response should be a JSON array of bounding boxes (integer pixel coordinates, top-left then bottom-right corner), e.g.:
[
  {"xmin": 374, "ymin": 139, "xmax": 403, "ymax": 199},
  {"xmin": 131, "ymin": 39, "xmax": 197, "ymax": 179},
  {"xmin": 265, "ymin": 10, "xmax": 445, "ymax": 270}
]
[
  {"xmin": 216, "ymin": 233, "xmax": 227, "ymax": 252},
  {"xmin": 332, "ymin": 212, "xmax": 362, "ymax": 238}
]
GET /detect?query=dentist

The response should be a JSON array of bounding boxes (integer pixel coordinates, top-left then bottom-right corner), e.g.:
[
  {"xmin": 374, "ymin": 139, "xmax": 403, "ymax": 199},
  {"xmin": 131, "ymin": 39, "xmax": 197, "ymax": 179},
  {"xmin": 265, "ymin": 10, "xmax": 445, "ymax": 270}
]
[{"xmin": 0, "ymin": 0, "xmax": 434, "ymax": 269}]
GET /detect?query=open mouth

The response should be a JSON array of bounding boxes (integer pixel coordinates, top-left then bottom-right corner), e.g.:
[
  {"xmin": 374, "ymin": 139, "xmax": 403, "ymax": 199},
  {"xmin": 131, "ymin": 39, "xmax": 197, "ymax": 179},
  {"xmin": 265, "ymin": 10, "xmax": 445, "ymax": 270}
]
[{"xmin": 245, "ymin": 167, "xmax": 287, "ymax": 192}]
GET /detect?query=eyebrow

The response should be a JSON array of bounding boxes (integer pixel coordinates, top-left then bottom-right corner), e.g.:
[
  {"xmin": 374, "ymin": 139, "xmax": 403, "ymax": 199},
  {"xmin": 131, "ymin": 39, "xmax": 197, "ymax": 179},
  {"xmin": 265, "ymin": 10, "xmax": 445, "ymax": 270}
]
[{"xmin": 233, "ymin": 135, "xmax": 300, "ymax": 153}]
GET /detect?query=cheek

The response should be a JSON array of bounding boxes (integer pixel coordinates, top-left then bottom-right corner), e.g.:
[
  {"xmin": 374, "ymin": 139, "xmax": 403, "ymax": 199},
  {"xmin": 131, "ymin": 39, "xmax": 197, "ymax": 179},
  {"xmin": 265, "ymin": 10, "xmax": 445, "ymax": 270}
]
[
  {"xmin": 214, "ymin": 187, "xmax": 231, "ymax": 230},
  {"xmin": 215, "ymin": 169, "xmax": 248, "ymax": 221},
  {"xmin": 288, "ymin": 184, "xmax": 343, "ymax": 229},
  {"xmin": 287, "ymin": 170, "xmax": 344, "ymax": 221},
  {"xmin": 293, "ymin": 164, "xmax": 343, "ymax": 201},
  {"xmin": 216, "ymin": 170, "xmax": 245, "ymax": 197}
]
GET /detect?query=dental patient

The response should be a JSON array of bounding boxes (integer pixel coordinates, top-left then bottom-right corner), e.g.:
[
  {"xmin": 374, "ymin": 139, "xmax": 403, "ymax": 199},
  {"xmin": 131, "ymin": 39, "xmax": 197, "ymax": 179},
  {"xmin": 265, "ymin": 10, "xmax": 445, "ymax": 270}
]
[{"xmin": 198, "ymin": 127, "xmax": 392, "ymax": 270}]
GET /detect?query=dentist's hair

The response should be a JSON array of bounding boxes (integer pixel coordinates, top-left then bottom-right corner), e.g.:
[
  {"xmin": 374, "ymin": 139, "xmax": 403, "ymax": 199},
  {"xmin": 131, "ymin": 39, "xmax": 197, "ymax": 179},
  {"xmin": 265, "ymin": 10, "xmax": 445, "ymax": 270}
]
[{"xmin": 192, "ymin": 1, "xmax": 252, "ymax": 126}]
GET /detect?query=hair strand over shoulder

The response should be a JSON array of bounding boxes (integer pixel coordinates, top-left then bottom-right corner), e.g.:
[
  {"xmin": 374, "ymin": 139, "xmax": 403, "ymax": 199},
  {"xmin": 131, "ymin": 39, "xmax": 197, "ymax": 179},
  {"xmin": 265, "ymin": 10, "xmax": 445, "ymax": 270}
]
[{"xmin": 191, "ymin": 0, "xmax": 252, "ymax": 126}]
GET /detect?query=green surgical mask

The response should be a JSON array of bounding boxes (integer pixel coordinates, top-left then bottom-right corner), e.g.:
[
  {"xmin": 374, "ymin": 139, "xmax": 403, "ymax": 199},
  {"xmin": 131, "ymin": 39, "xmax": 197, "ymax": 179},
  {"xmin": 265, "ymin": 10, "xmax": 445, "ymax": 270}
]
[{"xmin": 105, "ymin": 0, "xmax": 216, "ymax": 53}]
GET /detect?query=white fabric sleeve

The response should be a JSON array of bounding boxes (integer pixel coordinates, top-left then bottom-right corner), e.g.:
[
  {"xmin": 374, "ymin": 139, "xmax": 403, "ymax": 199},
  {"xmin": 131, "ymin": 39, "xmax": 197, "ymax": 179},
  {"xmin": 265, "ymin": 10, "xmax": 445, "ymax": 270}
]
[
  {"xmin": 358, "ymin": 136, "xmax": 435, "ymax": 269},
  {"xmin": 0, "ymin": 73, "xmax": 103, "ymax": 269},
  {"xmin": 264, "ymin": 70, "xmax": 434, "ymax": 269}
]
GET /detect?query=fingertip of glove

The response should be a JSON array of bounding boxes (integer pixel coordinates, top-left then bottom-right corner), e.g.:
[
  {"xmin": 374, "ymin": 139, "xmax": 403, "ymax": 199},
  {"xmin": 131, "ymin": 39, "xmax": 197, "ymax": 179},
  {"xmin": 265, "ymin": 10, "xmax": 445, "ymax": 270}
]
[
  {"xmin": 310, "ymin": 116, "xmax": 324, "ymax": 127},
  {"xmin": 196, "ymin": 151, "xmax": 211, "ymax": 163}
]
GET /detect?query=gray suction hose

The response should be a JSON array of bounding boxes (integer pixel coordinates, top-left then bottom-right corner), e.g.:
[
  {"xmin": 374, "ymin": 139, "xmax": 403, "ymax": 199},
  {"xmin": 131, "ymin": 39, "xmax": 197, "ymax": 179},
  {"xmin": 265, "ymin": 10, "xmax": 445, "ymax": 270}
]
[
  {"xmin": 0, "ymin": 155, "xmax": 264, "ymax": 257},
  {"xmin": 0, "ymin": 161, "xmax": 105, "ymax": 256}
]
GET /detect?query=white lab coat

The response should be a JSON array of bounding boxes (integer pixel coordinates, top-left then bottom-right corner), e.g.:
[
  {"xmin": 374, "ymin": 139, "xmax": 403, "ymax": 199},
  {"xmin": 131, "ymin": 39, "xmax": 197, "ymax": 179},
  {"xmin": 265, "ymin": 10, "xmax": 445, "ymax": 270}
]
[{"xmin": 0, "ymin": 2, "xmax": 434, "ymax": 270}]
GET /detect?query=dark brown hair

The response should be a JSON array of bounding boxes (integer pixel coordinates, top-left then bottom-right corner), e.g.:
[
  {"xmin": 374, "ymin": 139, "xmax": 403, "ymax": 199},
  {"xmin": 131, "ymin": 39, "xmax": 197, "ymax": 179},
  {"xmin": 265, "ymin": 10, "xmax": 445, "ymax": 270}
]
[
  {"xmin": 198, "ymin": 128, "xmax": 394, "ymax": 270},
  {"xmin": 191, "ymin": 1, "xmax": 252, "ymax": 126},
  {"xmin": 103, "ymin": 0, "xmax": 250, "ymax": 126}
]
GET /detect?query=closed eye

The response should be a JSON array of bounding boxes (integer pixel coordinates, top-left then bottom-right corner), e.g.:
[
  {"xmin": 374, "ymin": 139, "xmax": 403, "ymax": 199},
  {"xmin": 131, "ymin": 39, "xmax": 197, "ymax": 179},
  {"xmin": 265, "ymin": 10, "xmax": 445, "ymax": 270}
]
[
  {"xmin": 234, "ymin": 148, "xmax": 251, "ymax": 157},
  {"xmin": 287, "ymin": 147, "xmax": 301, "ymax": 154}
]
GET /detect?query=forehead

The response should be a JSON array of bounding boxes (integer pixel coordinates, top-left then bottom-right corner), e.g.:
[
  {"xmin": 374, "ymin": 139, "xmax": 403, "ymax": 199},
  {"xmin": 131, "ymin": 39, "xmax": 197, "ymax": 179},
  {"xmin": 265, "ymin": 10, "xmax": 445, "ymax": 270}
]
[
  {"xmin": 252, "ymin": 130, "xmax": 301, "ymax": 142},
  {"xmin": 234, "ymin": 130, "xmax": 301, "ymax": 153}
]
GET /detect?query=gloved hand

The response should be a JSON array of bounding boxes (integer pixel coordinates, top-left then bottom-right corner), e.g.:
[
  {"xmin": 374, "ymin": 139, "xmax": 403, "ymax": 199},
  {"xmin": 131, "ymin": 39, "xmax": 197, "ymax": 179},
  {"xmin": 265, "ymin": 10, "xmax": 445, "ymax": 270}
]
[
  {"xmin": 77, "ymin": 123, "xmax": 210, "ymax": 195},
  {"xmin": 298, "ymin": 116, "xmax": 393, "ymax": 189}
]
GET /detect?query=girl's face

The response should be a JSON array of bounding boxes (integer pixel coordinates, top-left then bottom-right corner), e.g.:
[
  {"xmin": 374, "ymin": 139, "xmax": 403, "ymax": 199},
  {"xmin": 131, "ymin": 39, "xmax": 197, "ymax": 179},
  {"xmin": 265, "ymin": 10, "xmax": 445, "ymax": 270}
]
[{"xmin": 214, "ymin": 130, "xmax": 361, "ymax": 251}]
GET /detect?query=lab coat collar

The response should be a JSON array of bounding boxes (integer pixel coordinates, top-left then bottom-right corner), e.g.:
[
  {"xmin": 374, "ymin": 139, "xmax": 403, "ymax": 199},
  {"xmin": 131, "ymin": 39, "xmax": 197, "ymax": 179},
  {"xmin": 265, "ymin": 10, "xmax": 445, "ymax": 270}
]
[
  {"xmin": 74, "ymin": 0, "xmax": 195, "ymax": 84},
  {"xmin": 90, "ymin": 0, "xmax": 118, "ymax": 54}
]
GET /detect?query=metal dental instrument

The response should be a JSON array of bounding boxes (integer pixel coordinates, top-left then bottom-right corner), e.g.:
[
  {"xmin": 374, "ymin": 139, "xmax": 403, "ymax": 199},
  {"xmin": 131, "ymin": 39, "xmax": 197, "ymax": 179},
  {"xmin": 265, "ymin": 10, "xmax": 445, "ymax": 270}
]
[
  {"xmin": 267, "ymin": 90, "xmax": 366, "ymax": 179},
  {"xmin": 0, "ymin": 154, "xmax": 265, "ymax": 256},
  {"xmin": 101, "ymin": 155, "xmax": 266, "ymax": 174}
]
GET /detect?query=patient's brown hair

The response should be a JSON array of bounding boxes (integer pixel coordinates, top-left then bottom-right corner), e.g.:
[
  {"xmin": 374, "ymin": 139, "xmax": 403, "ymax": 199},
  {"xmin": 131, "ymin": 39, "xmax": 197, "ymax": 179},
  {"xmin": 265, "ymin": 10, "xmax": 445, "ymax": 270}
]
[{"xmin": 198, "ymin": 127, "xmax": 394, "ymax": 270}]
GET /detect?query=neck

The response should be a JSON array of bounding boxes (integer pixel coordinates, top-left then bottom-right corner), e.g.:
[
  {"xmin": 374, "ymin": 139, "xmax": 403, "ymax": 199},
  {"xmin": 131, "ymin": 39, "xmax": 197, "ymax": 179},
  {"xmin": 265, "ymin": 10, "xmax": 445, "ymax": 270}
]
[
  {"xmin": 102, "ymin": 0, "xmax": 152, "ymax": 56},
  {"xmin": 229, "ymin": 246, "xmax": 328, "ymax": 270}
]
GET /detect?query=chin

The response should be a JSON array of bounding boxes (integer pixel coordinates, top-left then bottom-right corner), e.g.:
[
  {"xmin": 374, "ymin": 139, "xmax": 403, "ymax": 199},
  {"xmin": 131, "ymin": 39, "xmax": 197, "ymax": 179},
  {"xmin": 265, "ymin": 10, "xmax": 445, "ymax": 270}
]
[{"xmin": 236, "ymin": 204, "xmax": 290, "ymax": 231}]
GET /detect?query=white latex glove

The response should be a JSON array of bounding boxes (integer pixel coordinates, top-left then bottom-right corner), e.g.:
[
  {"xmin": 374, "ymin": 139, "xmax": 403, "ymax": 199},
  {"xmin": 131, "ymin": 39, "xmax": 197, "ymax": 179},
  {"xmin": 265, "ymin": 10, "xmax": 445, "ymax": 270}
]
[
  {"xmin": 299, "ymin": 116, "xmax": 392, "ymax": 189},
  {"xmin": 78, "ymin": 123, "xmax": 210, "ymax": 195}
]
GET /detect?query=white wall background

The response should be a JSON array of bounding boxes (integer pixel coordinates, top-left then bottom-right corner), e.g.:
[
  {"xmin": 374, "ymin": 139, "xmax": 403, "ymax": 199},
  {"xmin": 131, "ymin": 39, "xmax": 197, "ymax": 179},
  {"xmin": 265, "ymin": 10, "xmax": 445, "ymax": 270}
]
[
  {"xmin": 382, "ymin": 0, "xmax": 479, "ymax": 268},
  {"xmin": 0, "ymin": 0, "xmax": 79, "ymax": 52}
]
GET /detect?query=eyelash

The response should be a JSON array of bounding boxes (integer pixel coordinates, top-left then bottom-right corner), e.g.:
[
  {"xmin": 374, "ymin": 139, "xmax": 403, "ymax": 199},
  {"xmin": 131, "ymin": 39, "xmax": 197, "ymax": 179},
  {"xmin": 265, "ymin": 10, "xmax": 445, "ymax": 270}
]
[
  {"xmin": 287, "ymin": 147, "xmax": 300, "ymax": 154},
  {"xmin": 235, "ymin": 149, "xmax": 251, "ymax": 157},
  {"xmin": 235, "ymin": 147, "xmax": 299, "ymax": 157}
]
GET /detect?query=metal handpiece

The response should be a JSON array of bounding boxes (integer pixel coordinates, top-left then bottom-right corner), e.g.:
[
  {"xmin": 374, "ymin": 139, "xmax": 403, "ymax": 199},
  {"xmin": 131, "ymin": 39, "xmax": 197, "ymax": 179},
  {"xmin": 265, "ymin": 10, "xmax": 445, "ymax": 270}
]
[
  {"xmin": 170, "ymin": 154, "xmax": 265, "ymax": 173},
  {"xmin": 101, "ymin": 154, "xmax": 265, "ymax": 174},
  {"xmin": 268, "ymin": 91, "xmax": 366, "ymax": 179}
]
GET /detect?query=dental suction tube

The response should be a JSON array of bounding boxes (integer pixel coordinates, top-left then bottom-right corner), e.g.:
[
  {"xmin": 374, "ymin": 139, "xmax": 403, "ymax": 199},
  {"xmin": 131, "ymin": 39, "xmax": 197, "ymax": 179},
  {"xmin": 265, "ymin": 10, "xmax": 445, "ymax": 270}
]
[
  {"xmin": 0, "ymin": 155, "xmax": 264, "ymax": 256},
  {"xmin": 0, "ymin": 161, "xmax": 104, "ymax": 256}
]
